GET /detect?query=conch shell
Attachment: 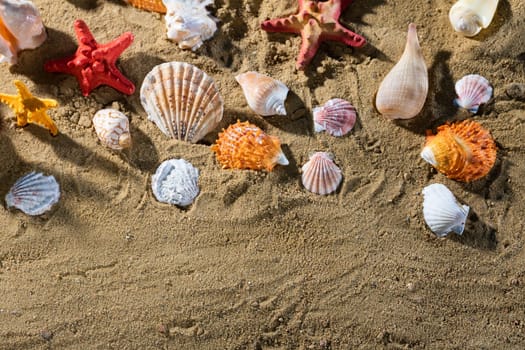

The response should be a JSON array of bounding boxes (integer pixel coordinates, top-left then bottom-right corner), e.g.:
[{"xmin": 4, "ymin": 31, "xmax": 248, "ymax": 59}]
[
  {"xmin": 235, "ymin": 71, "xmax": 289, "ymax": 116},
  {"xmin": 375, "ymin": 23, "xmax": 428, "ymax": 120},
  {"xmin": 449, "ymin": 0, "xmax": 499, "ymax": 37},
  {"xmin": 0, "ymin": 0, "xmax": 47, "ymax": 64}
]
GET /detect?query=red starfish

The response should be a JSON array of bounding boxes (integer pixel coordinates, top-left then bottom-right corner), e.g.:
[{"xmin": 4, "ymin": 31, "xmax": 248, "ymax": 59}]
[
  {"xmin": 261, "ymin": 0, "xmax": 366, "ymax": 70},
  {"xmin": 44, "ymin": 20, "xmax": 135, "ymax": 96}
]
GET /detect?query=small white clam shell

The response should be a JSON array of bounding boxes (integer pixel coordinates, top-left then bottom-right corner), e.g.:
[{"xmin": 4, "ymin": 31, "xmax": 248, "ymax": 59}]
[
  {"xmin": 313, "ymin": 98, "xmax": 356, "ymax": 137},
  {"xmin": 163, "ymin": 0, "xmax": 217, "ymax": 51},
  {"xmin": 235, "ymin": 71, "xmax": 289, "ymax": 116},
  {"xmin": 454, "ymin": 74, "xmax": 492, "ymax": 113},
  {"xmin": 301, "ymin": 152, "xmax": 342, "ymax": 195},
  {"xmin": 449, "ymin": 0, "xmax": 499, "ymax": 37},
  {"xmin": 151, "ymin": 158, "xmax": 199, "ymax": 207},
  {"xmin": 5, "ymin": 172, "xmax": 60, "ymax": 216},
  {"xmin": 93, "ymin": 109, "xmax": 131, "ymax": 150},
  {"xmin": 422, "ymin": 183, "xmax": 470, "ymax": 237}
]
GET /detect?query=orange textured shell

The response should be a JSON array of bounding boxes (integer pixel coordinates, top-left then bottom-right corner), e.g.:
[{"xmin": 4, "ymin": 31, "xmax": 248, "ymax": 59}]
[
  {"xmin": 423, "ymin": 120, "xmax": 496, "ymax": 182},
  {"xmin": 125, "ymin": 0, "xmax": 166, "ymax": 13},
  {"xmin": 211, "ymin": 121, "xmax": 284, "ymax": 171}
]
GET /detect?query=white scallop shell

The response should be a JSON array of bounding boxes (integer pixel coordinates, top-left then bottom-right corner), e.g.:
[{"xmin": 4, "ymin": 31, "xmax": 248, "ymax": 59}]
[
  {"xmin": 163, "ymin": 0, "xmax": 217, "ymax": 51},
  {"xmin": 449, "ymin": 0, "xmax": 499, "ymax": 37},
  {"xmin": 5, "ymin": 172, "xmax": 60, "ymax": 216},
  {"xmin": 0, "ymin": 0, "xmax": 47, "ymax": 64},
  {"xmin": 140, "ymin": 61, "xmax": 223, "ymax": 143},
  {"xmin": 422, "ymin": 183, "xmax": 470, "ymax": 237},
  {"xmin": 454, "ymin": 74, "xmax": 492, "ymax": 113},
  {"xmin": 313, "ymin": 98, "xmax": 357, "ymax": 137},
  {"xmin": 93, "ymin": 109, "xmax": 131, "ymax": 150},
  {"xmin": 151, "ymin": 158, "xmax": 199, "ymax": 207},
  {"xmin": 301, "ymin": 152, "xmax": 342, "ymax": 195},
  {"xmin": 235, "ymin": 71, "xmax": 288, "ymax": 116}
]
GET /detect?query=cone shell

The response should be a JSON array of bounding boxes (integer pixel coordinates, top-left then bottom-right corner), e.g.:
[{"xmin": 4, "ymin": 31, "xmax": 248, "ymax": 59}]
[
  {"xmin": 422, "ymin": 183, "xmax": 470, "ymax": 237},
  {"xmin": 449, "ymin": 0, "xmax": 499, "ymax": 37},
  {"xmin": 375, "ymin": 23, "xmax": 428, "ymax": 120},
  {"xmin": 211, "ymin": 120, "xmax": 289, "ymax": 171},
  {"xmin": 301, "ymin": 152, "xmax": 342, "ymax": 195},
  {"xmin": 5, "ymin": 172, "xmax": 60, "ymax": 216},
  {"xmin": 151, "ymin": 158, "xmax": 199, "ymax": 207},
  {"xmin": 420, "ymin": 120, "xmax": 496, "ymax": 182},
  {"xmin": 125, "ymin": 0, "xmax": 166, "ymax": 13},
  {"xmin": 454, "ymin": 74, "xmax": 492, "ymax": 113},
  {"xmin": 313, "ymin": 99, "xmax": 356, "ymax": 137},
  {"xmin": 140, "ymin": 61, "xmax": 223, "ymax": 143},
  {"xmin": 93, "ymin": 109, "xmax": 131, "ymax": 150},
  {"xmin": 235, "ymin": 71, "xmax": 289, "ymax": 116}
]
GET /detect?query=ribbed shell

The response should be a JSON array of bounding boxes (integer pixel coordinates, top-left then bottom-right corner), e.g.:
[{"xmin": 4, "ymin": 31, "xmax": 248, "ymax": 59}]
[
  {"xmin": 140, "ymin": 61, "xmax": 224, "ymax": 143},
  {"xmin": 301, "ymin": 152, "xmax": 342, "ymax": 195},
  {"xmin": 454, "ymin": 74, "xmax": 492, "ymax": 113},
  {"xmin": 151, "ymin": 158, "xmax": 199, "ymax": 207},
  {"xmin": 235, "ymin": 71, "xmax": 289, "ymax": 116},
  {"xmin": 422, "ymin": 183, "xmax": 470, "ymax": 237},
  {"xmin": 211, "ymin": 120, "xmax": 289, "ymax": 171},
  {"xmin": 125, "ymin": 0, "xmax": 166, "ymax": 13},
  {"xmin": 313, "ymin": 99, "xmax": 357, "ymax": 137},
  {"xmin": 5, "ymin": 172, "xmax": 60, "ymax": 216},
  {"xmin": 420, "ymin": 120, "xmax": 496, "ymax": 182},
  {"xmin": 93, "ymin": 109, "xmax": 131, "ymax": 150}
]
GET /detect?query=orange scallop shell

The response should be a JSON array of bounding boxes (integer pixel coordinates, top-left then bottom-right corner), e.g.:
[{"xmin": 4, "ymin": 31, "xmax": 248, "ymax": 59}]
[
  {"xmin": 211, "ymin": 120, "xmax": 288, "ymax": 171},
  {"xmin": 421, "ymin": 120, "xmax": 496, "ymax": 182},
  {"xmin": 125, "ymin": 0, "xmax": 166, "ymax": 13}
]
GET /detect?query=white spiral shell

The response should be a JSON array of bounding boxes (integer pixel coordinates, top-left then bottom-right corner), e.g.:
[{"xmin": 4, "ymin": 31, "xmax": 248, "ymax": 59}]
[
  {"xmin": 151, "ymin": 158, "xmax": 199, "ymax": 207},
  {"xmin": 92, "ymin": 109, "xmax": 131, "ymax": 150},
  {"xmin": 449, "ymin": 0, "xmax": 499, "ymax": 37},
  {"xmin": 5, "ymin": 172, "xmax": 60, "ymax": 216},
  {"xmin": 235, "ymin": 71, "xmax": 289, "ymax": 116},
  {"xmin": 454, "ymin": 74, "xmax": 492, "ymax": 113},
  {"xmin": 301, "ymin": 152, "xmax": 342, "ymax": 195}
]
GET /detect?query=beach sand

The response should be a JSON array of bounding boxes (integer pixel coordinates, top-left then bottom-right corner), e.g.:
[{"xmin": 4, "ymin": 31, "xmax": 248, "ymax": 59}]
[{"xmin": 1, "ymin": 0, "xmax": 524, "ymax": 348}]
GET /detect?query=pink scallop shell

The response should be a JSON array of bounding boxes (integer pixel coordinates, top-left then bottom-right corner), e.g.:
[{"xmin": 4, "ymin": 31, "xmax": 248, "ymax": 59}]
[
  {"xmin": 454, "ymin": 74, "xmax": 492, "ymax": 113},
  {"xmin": 313, "ymin": 98, "xmax": 356, "ymax": 137},
  {"xmin": 301, "ymin": 152, "xmax": 342, "ymax": 195}
]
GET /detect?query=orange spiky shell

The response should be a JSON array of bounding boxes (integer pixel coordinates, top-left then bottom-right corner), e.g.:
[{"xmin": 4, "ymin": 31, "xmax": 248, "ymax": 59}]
[
  {"xmin": 211, "ymin": 121, "xmax": 289, "ymax": 171},
  {"xmin": 421, "ymin": 120, "xmax": 496, "ymax": 182},
  {"xmin": 125, "ymin": 0, "xmax": 166, "ymax": 13}
]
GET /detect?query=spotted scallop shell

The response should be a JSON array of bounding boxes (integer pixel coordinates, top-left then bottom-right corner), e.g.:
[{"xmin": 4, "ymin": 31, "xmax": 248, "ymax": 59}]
[
  {"xmin": 454, "ymin": 74, "xmax": 492, "ymax": 113},
  {"xmin": 92, "ymin": 109, "xmax": 131, "ymax": 150},
  {"xmin": 151, "ymin": 158, "xmax": 199, "ymax": 207},
  {"xmin": 235, "ymin": 71, "xmax": 289, "ymax": 116},
  {"xmin": 211, "ymin": 120, "xmax": 289, "ymax": 171},
  {"xmin": 422, "ymin": 183, "xmax": 470, "ymax": 237},
  {"xmin": 140, "ymin": 61, "xmax": 224, "ymax": 143},
  {"xmin": 313, "ymin": 99, "xmax": 356, "ymax": 137},
  {"xmin": 5, "ymin": 172, "xmax": 60, "ymax": 215},
  {"xmin": 301, "ymin": 152, "xmax": 342, "ymax": 195}
]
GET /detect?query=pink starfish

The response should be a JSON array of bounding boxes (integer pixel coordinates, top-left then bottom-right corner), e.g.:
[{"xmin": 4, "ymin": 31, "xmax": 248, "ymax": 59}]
[
  {"xmin": 44, "ymin": 20, "xmax": 135, "ymax": 96},
  {"xmin": 261, "ymin": 0, "xmax": 366, "ymax": 70}
]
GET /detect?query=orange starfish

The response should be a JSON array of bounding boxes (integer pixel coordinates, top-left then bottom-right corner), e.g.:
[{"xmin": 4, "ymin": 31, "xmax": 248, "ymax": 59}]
[{"xmin": 0, "ymin": 80, "xmax": 59, "ymax": 136}]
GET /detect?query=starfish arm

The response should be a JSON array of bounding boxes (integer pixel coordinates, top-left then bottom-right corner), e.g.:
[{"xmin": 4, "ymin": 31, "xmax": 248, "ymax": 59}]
[
  {"xmin": 15, "ymin": 112, "xmax": 29, "ymax": 127},
  {"xmin": 13, "ymin": 80, "xmax": 34, "ymax": 100},
  {"xmin": 99, "ymin": 68, "xmax": 136, "ymax": 95},
  {"xmin": 27, "ymin": 111, "xmax": 58, "ymax": 136},
  {"xmin": 44, "ymin": 55, "xmax": 77, "ymax": 73},
  {"xmin": 296, "ymin": 20, "xmax": 322, "ymax": 70},
  {"xmin": 0, "ymin": 93, "xmax": 22, "ymax": 111},
  {"xmin": 324, "ymin": 23, "xmax": 366, "ymax": 47},
  {"xmin": 261, "ymin": 16, "xmax": 303, "ymax": 34},
  {"xmin": 93, "ymin": 32, "xmax": 134, "ymax": 62},
  {"xmin": 74, "ymin": 19, "xmax": 97, "ymax": 49},
  {"xmin": 41, "ymin": 98, "xmax": 59, "ymax": 108}
]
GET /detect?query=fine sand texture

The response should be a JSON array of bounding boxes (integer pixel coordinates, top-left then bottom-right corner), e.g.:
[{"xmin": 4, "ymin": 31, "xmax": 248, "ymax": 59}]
[{"xmin": 1, "ymin": 0, "xmax": 525, "ymax": 349}]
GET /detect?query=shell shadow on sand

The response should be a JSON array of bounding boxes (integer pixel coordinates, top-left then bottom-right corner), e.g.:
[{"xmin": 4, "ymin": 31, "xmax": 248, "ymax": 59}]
[{"xmin": 450, "ymin": 210, "xmax": 497, "ymax": 251}]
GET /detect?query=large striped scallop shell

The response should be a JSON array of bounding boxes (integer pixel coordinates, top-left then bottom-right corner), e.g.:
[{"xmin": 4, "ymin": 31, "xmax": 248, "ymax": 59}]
[
  {"xmin": 420, "ymin": 120, "xmax": 496, "ymax": 182},
  {"xmin": 422, "ymin": 183, "xmax": 470, "ymax": 237},
  {"xmin": 92, "ymin": 109, "xmax": 131, "ymax": 150},
  {"xmin": 151, "ymin": 158, "xmax": 199, "ymax": 207},
  {"xmin": 301, "ymin": 152, "xmax": 342, "ymax": 195},
  {"xmin": 5, "ymin": 172, "xmax": 60, "ymax": 216},
  {"xmin": 313, "ymin": 99, "xmax": 356, "ymax": 137},
  {"xmin": 235, "ymin": 71, "xmax": 289, "ymax": 116},
  {"xmin": 454, "ymin": 74, "xmax": 492, "ymax": 113},
  {"xmin": 211, "ymin": 120, "xmax": 289, "ymax": 171},
  {"xmin": 140, "ymin": 61, "xmax": 224, "ymax": 143}
]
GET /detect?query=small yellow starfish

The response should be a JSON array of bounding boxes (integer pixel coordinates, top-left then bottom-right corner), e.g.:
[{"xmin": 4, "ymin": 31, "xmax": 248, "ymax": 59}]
[{"xmin": 0, "ymin": 80, "xmax": 59, "ymax": 136}]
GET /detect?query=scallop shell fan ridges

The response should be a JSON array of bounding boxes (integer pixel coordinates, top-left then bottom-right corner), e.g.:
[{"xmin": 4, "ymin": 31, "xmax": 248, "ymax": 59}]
[
  {"xmin": 5, "ymin": 171, "xmax": 60, "ymax": 216},
  {"xmin": 151, "ymin": 158, "xmax": 199, "ymax": 207}
]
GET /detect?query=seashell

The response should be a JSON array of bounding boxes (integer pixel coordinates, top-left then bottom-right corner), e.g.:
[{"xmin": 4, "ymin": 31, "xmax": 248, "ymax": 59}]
[
  {"xmin": 375, "ymin": 23, "xmax": 428, "ymax": 120},
  {"xmin": 301, "ymin": 152, "xmax": 342, "ymax": 195},
  {"xmin": 449, "ymin": 0, "xmax": 499, "ymax": 37},
  {"xmin": 125, "ymin": 0, "xmax": 166, "ymax": 13},
  {"xmin": 211, "ymin": 120, "xmax": 289, "ymax": 171},
  {"xmin": 5, "ymin": 171, "xmax": 60, "ymax": 216},
  {"xmin": 92, "ymin": 109, "xmax": 132, "ymax": 150},
  {"xmin": 163, "ymin": 0, "xmax": 217, "ymax": 51},
  {"xmin": 140, "ymin": 61, "xmax": 223, "ymax": 143},
  {"xmin": 235, "ymin": 71, "xmax": 289, "ymax": 116},
  {"xmin": 422, "ymin": 183, "xmax": 470, "ymax": 237},
  {"xmin": 420, "ymin": 120, "xmax": 496, "ymax": 182},
  {"xmin": 454, "ymin": 74, "xmax": 492, "ymax": 113},
  {"xmin": 313, "ymin": 98, "xmax": 356, "ymax": 137},
  {"xmin": 0, "ymin": 0, "xmax": 47, "ymax": 65},
  {"xmin": 151, "ymin": 158, "xmax": 199, "ymax": 207}
]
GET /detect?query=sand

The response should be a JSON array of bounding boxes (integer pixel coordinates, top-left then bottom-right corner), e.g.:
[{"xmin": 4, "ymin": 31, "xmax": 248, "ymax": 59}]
[{"xmin": 1, "ymin": 0, "xmax": 524, "ymax": 348}]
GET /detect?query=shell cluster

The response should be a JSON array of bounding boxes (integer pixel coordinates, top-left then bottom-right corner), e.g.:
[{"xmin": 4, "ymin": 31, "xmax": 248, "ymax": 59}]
[
  {"xmin": 301, "ymin": 152, "xmax": 342, "ymax": 195},
  {"xmin": 151, "ymin": 158, "xmax": 200, "ymax": 207},
  {"xmin": 449, "ymin": 0, "xmax": 499, "ymax": 37},
  {"xmin": 313, "ymin": 98, "xmax": 356, "ymax": 137},
  {"xmin": 454, "ymin": 74, "xmax": 492, "ymax": 113},
  {"xmin": 235, "ymin": 71, "xmax": 289, "ymax": 116},
  {"xmin": 6, "ymin": 172, "xmax": 60, "ymax": 216},
  {"xmin": 93, "ymin": 109, "xmax": 132, "ymax": 150}
]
